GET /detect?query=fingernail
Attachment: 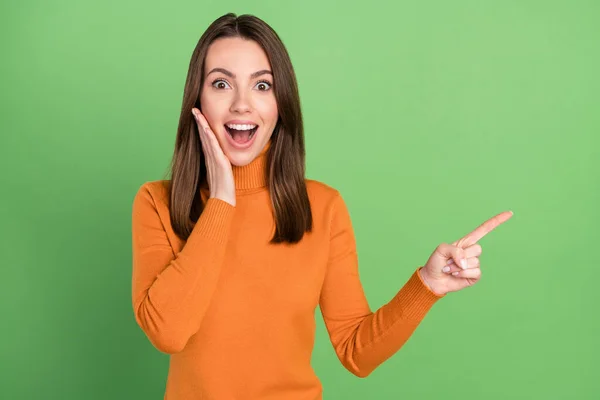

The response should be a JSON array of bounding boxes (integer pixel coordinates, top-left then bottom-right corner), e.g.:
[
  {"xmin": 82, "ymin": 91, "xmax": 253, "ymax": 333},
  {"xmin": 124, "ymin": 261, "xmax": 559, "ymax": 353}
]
[
  {"xmin": 452, "ymin": 271, "xmax": 459, "ymax": 276},
  {"xmin": 461, "ymin": 259, "xmax": 467, "ymax": 269},
  {"xmin": 442, "ymin": 266, "xmax": 450, "ymax": 273},
  {"xmin": 447, "ymin": 259, "xmax": 454, "ymax": 265}
]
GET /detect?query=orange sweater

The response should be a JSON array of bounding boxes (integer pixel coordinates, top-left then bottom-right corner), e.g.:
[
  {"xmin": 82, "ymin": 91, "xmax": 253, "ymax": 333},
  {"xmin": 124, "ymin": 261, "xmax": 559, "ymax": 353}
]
[{"xmin": 131, "ymin": 143, "xmax": 445, "ymax": 399}]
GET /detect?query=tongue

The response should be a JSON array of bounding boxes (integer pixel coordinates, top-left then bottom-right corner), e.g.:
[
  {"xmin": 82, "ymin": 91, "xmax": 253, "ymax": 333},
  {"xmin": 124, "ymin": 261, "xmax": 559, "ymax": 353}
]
[{"xmin": 231, "ymin": 129, "xmax": 252, "ymax": 143}]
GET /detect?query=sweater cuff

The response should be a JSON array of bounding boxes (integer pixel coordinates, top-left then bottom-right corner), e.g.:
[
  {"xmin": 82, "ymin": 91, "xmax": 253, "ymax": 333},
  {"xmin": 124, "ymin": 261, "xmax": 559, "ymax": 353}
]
[
  {"xmin": 390, "ymin": 267, "xmax": 445, "ymax": 321},
  {"xmin": 188, "ymin": 197, "xmax": 235, "ymax": 245}
]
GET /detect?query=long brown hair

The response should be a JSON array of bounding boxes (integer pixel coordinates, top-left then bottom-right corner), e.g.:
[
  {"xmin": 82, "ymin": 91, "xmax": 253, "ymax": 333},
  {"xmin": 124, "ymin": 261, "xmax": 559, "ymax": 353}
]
[{"xmin": 165, "ymin": 13, "xmax": 312, "ymax": 244}]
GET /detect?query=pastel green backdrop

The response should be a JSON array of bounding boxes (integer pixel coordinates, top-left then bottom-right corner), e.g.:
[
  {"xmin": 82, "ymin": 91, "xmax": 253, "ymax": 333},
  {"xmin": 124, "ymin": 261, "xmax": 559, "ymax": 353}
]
[{"xmin": 1, "ymin": 0, "xmax": 598, "ymax": 399}]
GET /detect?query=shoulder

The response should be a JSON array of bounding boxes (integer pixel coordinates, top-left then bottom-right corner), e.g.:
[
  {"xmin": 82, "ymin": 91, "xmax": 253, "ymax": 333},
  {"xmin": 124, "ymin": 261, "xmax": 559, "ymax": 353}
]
[
  {"xmin": 306, "ymin": 178, "xmax": 340, "ymax": 197},
  {"xmin": 305, "ymin": 179, "xmax": 355, "ymax": 232},
  {"xmin": 132, "ymin": 179, "xmax": 171, "ymax": 211},
  {"xmin": 305, "ymin": 178, "xmax": 346, "ymax": 212}
]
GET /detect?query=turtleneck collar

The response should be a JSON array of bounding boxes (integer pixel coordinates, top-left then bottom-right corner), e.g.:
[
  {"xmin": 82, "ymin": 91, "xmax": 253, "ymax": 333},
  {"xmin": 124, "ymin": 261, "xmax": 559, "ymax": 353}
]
[
  {"xmin": 231, "ymin": 139, "xmax": 270, "ymax": 191},
  {"xmin": 200, "ymin": 140, "xmax": 270, "ymax": 195}
]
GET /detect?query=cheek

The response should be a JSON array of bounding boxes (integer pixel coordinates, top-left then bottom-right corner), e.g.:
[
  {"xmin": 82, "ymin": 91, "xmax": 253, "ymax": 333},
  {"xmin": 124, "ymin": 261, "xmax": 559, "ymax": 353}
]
[
  {"xmin": 255, "ymin": 96, "xmax": 278, "ymax": 125},
  {"xmin": 200, "ymin": 92, "xmax": 224, "ymax": 130}
]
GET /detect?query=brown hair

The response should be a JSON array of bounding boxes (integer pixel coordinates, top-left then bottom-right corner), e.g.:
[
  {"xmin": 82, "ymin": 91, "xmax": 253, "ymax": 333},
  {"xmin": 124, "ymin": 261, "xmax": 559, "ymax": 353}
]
[{"xmin": 165, "ymin": 13, "xmax": 312, "ymax": 244}]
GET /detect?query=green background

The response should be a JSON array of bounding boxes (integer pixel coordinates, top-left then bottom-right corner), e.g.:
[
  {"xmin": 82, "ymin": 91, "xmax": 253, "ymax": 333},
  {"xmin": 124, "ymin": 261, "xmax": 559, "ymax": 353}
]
[{"xmin": 2, "ymin": 0, "xmax": 598, "ymax": 399}]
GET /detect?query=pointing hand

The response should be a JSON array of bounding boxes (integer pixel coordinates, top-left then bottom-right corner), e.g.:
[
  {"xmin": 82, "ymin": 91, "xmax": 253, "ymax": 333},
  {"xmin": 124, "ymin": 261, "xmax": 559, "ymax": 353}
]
[{"xmin": 419, "ymin": 211, "xmax": 514, "ymax": 295}]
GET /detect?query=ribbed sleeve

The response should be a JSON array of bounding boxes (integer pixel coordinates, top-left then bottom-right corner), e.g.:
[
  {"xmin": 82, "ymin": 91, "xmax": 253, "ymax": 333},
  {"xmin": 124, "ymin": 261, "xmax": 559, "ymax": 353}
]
[
  {"xmin": 131, "ymin": 184, "xmax": 235, "ymax": 354},
  {"xmin": 319, "ymin": 192, "xmax": 445, "ymax": 377}
]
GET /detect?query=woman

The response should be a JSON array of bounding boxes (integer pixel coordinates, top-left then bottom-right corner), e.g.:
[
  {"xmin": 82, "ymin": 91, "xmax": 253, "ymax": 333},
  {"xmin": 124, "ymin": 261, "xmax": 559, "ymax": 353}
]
[{"xmin": 131, "ymin": 13, "xmax": 513, "ymax": 399}]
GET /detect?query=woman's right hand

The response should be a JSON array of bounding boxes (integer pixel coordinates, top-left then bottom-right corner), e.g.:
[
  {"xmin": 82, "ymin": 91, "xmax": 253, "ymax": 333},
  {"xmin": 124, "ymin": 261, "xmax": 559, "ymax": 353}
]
[{"xmin": 192, "ymin": 108, "xmax": 236, "ymax": 207}]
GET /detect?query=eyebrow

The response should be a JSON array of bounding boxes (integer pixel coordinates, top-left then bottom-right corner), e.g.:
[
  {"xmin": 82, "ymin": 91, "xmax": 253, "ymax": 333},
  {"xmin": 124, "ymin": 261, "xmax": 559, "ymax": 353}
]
[{"xmin": 206, "ymin": 67, "xmax": 272, "ymax": 79}]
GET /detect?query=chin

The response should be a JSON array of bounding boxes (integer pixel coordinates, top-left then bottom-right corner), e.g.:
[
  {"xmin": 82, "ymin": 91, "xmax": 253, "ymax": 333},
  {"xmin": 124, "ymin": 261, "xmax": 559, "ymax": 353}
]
[
  {"xmin": 224, "ymin": 147, "xmax": 258, "ymax": 167},
  {"xmin": 227, "ymin": 155, "xmax": 254, "ymax": 167}
]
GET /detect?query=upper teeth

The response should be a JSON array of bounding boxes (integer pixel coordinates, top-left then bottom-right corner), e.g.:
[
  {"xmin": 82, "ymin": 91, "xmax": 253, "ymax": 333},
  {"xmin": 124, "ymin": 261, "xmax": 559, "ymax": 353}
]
[{"xmin": 227, "ymin": 123, "xmax": 257, "ymax": 130}]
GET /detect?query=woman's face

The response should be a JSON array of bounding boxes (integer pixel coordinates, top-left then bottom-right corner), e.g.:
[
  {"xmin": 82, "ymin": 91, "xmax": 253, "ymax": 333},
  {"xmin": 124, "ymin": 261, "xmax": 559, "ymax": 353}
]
[{"xmin": 200, "ymin": 37, "xmax": 278, "ymax": 167}]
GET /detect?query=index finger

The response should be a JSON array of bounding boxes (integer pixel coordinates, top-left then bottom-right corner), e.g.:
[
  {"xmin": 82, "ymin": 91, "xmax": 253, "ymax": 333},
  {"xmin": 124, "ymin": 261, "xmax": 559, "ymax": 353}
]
[{"xmin": 455, "ymin": 211, "xmax": 513, "ymax": 247}]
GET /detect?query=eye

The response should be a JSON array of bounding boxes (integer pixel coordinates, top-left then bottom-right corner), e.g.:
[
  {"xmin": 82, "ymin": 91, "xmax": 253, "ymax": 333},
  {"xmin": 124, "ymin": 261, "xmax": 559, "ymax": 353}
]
[
  {"xmin": 211, "ymin": 79, "xmax": 231, "ymax": 90},
  {"xmin": 254, "ymin": 80, "xmax": 272, "ymax": 91}
]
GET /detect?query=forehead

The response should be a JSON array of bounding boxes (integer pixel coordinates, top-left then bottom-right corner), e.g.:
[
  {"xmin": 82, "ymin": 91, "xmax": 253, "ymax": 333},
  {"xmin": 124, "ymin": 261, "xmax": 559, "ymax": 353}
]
[{"xmin": 204, "ymin": 37, "xmax": 271, "ymax": 75}]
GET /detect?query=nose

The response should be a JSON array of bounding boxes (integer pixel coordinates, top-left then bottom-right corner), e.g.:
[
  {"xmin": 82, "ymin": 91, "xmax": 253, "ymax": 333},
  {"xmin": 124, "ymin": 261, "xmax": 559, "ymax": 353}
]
[{"xmin": 230, "ymin": 89, "xmax": 252, "ymax": 114}]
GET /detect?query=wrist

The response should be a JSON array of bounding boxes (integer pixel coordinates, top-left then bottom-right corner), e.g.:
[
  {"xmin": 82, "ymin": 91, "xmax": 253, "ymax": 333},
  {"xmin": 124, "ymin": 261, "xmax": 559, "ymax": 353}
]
[
  {"xmin": 210, "ymin": 193, "xmax": 236, "ymax": 207},
  {"xmin": 418, "ymin": 267, "xmax": 446, "ymax": 296}
]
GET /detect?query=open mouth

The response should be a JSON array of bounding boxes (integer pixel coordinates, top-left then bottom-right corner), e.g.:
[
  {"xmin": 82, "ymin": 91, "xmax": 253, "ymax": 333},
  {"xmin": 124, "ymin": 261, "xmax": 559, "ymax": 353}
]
[{"xmin": 224, "ymin": 124, "xmax": 258, "ymax": 144}]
